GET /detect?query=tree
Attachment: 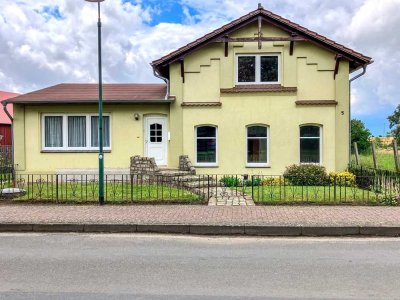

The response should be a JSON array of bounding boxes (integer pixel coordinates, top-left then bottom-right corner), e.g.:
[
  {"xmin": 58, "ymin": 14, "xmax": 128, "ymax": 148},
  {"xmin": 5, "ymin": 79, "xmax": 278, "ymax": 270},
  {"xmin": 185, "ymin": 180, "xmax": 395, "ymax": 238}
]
[
  {"xmin": 351, "ymin": 119, "xmax": 371, "ymax": 153},
  {"xmin": 388, "ymin": 104, "xmax": 400, "ymax": 142}
]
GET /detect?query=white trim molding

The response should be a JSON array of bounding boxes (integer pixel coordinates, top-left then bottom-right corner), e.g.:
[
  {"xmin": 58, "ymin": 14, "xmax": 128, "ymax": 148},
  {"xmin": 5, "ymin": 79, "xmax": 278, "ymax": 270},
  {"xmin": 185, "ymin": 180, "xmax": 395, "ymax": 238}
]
[
  {"xmin": 236, "ymin": 53, "xmax": 281, "ymax": 85},
  {"xmin": 41, "ymin": 113, "xmax": 112, "ymax": 152},
  {"xmin": 299, "ymin": 124, "xmax": 323, "ymax": 165},
  {"xmin": 245, "ymin": 124, "xmax": 270, "ymax": 167},
  {"xmin": 194, "ymin": 125, "xmax": 218, "ymax": 167}
]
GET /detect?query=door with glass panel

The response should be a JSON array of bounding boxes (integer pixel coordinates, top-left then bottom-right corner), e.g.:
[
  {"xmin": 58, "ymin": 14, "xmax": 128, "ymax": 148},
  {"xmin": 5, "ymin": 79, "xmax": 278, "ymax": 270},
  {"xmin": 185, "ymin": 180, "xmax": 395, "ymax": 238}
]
[{"xmin": 144, "ymin": 116, "xmax": 167, "ymax": 165}]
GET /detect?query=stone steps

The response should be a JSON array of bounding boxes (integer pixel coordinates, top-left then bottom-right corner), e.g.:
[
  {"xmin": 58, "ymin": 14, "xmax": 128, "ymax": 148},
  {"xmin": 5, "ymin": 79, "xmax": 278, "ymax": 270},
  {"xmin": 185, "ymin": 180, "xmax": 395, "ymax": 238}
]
[{"xmin": 182, "ymin": 180, "xmax": 218, "ymax": 189}]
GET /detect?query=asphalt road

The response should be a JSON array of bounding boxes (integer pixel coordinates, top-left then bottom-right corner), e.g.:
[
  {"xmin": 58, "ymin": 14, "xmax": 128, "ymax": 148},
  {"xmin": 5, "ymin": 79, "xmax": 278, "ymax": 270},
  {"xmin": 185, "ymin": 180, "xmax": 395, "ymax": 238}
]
[{"xmin": 0, "ymin": 233, "xmax": 399, "ymax": 300}]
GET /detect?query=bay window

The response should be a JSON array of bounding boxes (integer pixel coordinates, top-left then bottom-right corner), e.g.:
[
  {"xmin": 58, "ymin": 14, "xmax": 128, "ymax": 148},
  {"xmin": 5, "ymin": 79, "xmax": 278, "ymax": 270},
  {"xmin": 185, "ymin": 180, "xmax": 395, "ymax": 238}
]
[{"xmin": 42, "ymin": 114, "xmax": 111, "ymax": 151}]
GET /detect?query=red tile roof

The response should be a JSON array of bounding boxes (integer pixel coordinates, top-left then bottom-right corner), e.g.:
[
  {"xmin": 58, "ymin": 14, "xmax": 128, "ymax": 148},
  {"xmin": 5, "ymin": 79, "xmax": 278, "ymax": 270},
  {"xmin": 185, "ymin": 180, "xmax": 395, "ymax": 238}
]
[
  {"xmin": 152, "ymin": 6, "xmax": 372, "ymax": 72},
  {"xmin": 0, "ymin": 91, "xmax": 19, "ymax": 124},
  {"xmin": 6, "ymin": 83, "xmax": 172, "ymax": 104}
]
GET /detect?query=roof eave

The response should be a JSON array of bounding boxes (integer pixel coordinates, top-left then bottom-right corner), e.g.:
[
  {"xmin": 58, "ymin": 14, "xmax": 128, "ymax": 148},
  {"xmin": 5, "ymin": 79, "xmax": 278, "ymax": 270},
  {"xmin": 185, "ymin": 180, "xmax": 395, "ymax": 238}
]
[{"xmin": 5, "ymin": 99, "xmax": 175, "ymax": 105}]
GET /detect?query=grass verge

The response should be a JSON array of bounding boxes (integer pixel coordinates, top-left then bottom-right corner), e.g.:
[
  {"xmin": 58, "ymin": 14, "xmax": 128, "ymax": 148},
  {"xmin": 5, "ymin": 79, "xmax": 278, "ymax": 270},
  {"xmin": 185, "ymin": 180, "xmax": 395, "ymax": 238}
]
[
  {"xmin": 7, "ymin": 183, "xmax": 204, "ymax": 204},
  {"xmin": 352, "ymin": 153, "xmax": 398, "ymax": 172},
  {"xmin": 246, "ymin": 185, "xmax": 394, "ymax": 205}
]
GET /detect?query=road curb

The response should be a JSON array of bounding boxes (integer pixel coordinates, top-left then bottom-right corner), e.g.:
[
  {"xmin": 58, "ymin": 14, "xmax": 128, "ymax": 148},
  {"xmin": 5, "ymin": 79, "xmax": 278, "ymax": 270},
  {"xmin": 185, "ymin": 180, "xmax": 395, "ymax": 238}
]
[
  {"xmin": 137, "ymin": 224, "xmax": 190, "ymax": 234},
  {"xmin": 0, "ymin": 224, "xmax": 34, "ymax": 232},
  {"xmin": 32, "ymin": 224, "xmax": 84, "ymax": 232},
  {"xmin": 359, "ymin": 226, "xmax": 400, "ymax": 237},
  {"xmin": 302, "ymin": 226, "xmax": 360, "ymax": 236},
  {"xmin": 84, "ymin": 224, "xmax": 137, "ymax": 233},
  {"xmin": 245, "ymin": 226, "xmax": 301, "ymax": 236},
  {"xmin": 1, "ymin": 223, "xmax": 400, "ymax": 237},
  {"xmin": 190, "ymin": 225, "xmax": 245, "ymax": 235}
]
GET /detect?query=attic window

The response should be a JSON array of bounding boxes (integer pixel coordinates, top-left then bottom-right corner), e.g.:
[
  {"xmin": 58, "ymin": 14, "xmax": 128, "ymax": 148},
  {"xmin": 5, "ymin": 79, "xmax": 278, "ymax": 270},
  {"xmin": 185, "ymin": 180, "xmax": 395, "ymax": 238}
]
[{"xmin": 237, "ymin": 54, "xmax": 280, "ymax": 84}]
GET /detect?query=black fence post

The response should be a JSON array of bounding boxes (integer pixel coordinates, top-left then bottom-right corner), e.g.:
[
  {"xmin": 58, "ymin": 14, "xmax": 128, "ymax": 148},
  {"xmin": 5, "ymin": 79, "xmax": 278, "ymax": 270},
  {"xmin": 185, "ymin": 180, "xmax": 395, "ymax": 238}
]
[
  {"xmin": 333, "ymin": 176, "xmax": 337, "ymax": 203},
  {"xmin": 56, "ymin": 174, "xmax": 59, "ymax": 203},
  {"xmin": 251, "ymin": 175, "xmax": 254, "ymax": 200},
  {"xmin": 207, "ymin": 175, "xmax": 210, "ymax": 199}
]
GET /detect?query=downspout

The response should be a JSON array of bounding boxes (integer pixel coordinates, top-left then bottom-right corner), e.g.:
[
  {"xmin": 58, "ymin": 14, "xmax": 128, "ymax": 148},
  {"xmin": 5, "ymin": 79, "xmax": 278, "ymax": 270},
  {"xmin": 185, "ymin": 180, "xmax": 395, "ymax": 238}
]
[
  {"xmin": 2, "ymin": 101, "xmax": 15, "ymax": 187},
  {"xmin": 152, "ymin": 65, "xmax": 170, "ymax": 100},
  {"xmin": 348, "ymin": 64, "xmax": 368, "ymax": 166}
]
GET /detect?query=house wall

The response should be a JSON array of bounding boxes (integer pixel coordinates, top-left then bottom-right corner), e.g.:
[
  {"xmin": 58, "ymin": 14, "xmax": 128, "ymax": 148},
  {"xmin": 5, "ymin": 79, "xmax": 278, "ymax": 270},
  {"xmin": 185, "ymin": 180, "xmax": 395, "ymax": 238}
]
[
  {"xmin": 169, "ymin": 21, "xmax": 350, "ymax": 174},
  {"xmin": 13, "ymin": 104, "xmax": 169, "ymax": 174},
  {"xmin": 12, "ymin": 20, "xmax": 351, "ymax": 175}
]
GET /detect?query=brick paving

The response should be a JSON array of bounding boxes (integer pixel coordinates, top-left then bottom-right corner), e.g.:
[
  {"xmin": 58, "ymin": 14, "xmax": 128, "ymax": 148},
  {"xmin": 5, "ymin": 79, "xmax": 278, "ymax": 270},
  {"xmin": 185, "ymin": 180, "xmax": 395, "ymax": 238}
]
[{"xmin": 1, "ymin": 204, "xmax": 400, "ymax": 227}]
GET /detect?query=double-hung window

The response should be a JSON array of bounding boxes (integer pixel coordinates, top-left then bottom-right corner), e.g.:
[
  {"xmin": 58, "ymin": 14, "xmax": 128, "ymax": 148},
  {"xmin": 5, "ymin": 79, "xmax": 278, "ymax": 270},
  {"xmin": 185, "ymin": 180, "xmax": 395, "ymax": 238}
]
[
  {"xmin": 42, "ymin": 114, "xmax": 111, "ymax": 151},
  {"xmin": 195, "ymin": 126, "xmax": 217, "ymax": 166},
  {"xmin": 237, "ymin": 54, "xmax": 280, "ymax": 84},
  {"xmin": 300, "ymin": 125, "xmax": 321, "ymax": 164},
  {"xmin": 247, "ymin": 125, "xmax": 269, "ymax": 166}
]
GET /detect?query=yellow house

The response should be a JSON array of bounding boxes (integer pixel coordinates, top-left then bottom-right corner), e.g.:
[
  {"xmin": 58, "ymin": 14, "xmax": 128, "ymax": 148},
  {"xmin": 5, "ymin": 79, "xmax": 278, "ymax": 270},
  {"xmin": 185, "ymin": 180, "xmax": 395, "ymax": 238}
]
[{"xmin": 5, "ymin": 5, "xmax": 372, "ymax": 175}]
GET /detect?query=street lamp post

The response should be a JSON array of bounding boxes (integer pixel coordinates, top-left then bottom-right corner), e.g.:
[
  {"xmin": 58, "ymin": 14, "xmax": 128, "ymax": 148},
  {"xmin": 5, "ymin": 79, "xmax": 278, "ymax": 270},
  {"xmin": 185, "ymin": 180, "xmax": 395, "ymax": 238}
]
[{"xmin": 85, "ymin": 0, "xmax": 105, "ymax": 205}]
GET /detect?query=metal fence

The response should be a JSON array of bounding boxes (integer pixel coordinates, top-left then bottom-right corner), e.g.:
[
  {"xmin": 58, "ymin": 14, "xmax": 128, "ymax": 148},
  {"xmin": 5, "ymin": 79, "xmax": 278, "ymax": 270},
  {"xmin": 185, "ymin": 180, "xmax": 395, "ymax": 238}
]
[
  {"xmin": 0, "ymin": 145, "xmax": 12, "ymax": 175},
  {"xmin": 0, "ymin": 172, "xmax": 399, "ymax": 205}
]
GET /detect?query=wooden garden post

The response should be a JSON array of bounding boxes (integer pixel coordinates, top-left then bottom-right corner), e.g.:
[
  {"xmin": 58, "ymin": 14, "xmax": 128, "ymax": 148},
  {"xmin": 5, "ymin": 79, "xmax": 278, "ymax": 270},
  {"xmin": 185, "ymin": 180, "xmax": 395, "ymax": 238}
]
[
  {"xmin": 353, "ymin": 142, "xmax": 360, "ymax": 166},
  {"xmin": 371, "ymin": 141, "xmax": 378, "ymax": 169},
  {"xmin": 393, "ymin": 140, "xmax": 400, "ymax": 173}
]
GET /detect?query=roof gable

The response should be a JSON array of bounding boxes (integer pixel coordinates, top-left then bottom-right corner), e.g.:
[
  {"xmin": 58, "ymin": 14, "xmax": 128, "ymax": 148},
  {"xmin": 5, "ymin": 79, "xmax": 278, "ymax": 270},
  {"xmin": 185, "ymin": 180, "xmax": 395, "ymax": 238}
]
[{"xmin": 152, "ymin": 5, "xmax": 372, "ymax": 74}]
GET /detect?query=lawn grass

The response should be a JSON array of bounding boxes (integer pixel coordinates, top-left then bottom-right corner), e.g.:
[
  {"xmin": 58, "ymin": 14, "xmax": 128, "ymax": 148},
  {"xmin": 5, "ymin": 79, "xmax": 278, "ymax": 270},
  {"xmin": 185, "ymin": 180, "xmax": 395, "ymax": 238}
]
[
  {"xmin": 352, "ymin": 151, "xmax": 399, "ymax": 172},
  {"xmin": 246, "ymin": 184, "xmax": 391, "ymax": 205},
  {"xmin": 8, "ymin": 182, "xmax": 203, "ymax": 204}
]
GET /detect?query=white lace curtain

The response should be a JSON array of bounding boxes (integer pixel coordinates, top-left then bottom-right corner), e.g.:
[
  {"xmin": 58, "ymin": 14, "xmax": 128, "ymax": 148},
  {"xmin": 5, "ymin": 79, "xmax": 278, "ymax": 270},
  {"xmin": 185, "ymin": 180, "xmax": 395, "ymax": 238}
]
[
  {"xmin": 68, "ymin": 116, "xmax": 86, "ymax": 147},
  {"xmin": 45, "ymin": 116, "xmax": 63, "ymax": 147},
  {"xmin": 91, "ymin": 116, "xmax": 110, "ymax": 147}
]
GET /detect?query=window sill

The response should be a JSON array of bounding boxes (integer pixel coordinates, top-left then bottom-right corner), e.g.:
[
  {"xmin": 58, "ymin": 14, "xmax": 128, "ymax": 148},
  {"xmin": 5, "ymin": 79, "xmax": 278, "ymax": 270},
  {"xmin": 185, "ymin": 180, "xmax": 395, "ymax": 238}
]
[
  {"xmin": 221, "ymin": 84, "xmax": 297, "ymax": 93},
  {"xmin": 195, "ymin": 164, "xmax": 219, "ymax": 168},
  {"xmin": 41, "ymin": 150, "xmax": 112, "ymax": 153},
  {"xmin": 300, "ymin": 162, "xmax": 322, "ymax": 166},
  {"xmin": 246, "ymin": 164, "xmax": 271, "ymax": 168}
]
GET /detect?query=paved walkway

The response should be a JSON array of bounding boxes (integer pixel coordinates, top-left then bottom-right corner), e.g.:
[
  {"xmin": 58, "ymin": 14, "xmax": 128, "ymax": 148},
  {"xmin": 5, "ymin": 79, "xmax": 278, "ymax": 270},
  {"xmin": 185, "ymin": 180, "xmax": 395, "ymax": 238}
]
[
  {"xmin": 1, "ymin": 204, "xmax": 400, "ymax": 227},
  {"xmin": 207, "ymin": 187, "xmax": 255, "ymax": 206}
]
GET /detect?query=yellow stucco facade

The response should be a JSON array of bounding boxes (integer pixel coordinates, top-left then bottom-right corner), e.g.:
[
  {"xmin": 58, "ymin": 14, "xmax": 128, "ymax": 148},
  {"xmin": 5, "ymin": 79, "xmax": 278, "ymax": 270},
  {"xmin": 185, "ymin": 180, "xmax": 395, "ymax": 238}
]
[{"xmin": 13, "ymin": 20, "xmax": 353, "ymax": 175}]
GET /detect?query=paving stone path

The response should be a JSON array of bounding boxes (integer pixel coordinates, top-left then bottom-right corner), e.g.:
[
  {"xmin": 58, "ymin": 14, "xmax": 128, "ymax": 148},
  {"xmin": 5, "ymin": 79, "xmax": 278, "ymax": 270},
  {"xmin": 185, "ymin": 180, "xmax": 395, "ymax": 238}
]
[{"xmin": 207, "ymin": 187, "xmax": 255, "ymax": 206}]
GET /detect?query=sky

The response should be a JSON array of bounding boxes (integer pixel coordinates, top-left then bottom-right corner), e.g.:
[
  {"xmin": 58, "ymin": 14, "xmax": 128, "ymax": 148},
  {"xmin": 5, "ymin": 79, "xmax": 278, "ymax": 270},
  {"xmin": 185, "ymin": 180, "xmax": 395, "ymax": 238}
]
[{"xmin": 0, "ymin": 0, "xmax": 399, "ymax": 136}]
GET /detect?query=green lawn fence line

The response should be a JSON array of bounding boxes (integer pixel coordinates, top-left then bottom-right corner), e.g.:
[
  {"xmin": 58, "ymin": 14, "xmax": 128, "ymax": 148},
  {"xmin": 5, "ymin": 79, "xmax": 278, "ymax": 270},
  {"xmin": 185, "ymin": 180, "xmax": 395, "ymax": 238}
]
[{"xmin": 11, "ymin": 182, "xmax": 203, "ymax": 204}]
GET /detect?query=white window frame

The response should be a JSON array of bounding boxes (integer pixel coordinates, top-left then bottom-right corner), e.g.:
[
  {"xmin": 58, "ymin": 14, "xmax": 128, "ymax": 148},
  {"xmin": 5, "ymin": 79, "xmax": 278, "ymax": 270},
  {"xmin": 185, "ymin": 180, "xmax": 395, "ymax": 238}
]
[
  {"xmin": 42, "ymin": 113, "xmax": 112, "ymax": 151},
  {"xmin": 299, "ymin": 125, "xmax": 322, "ymax": 165},
  {"xmin": 195, "ymin": 125, "xmax": 218, "ymax": 167},
  {"xmin": 246, "ymin": 125, "xmax": 270, "ymax": 167},
  {"xmin": 236, "ymin": 53, "xmax": 281, "ymax": 85}
]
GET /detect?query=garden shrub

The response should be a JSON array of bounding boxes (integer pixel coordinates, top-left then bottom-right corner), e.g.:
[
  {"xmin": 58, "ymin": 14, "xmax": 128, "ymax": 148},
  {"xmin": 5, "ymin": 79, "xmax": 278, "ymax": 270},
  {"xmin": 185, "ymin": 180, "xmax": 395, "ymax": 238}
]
[
  {"xmin": 329, "ymin": 171, "xmax": 356, "ymax": 187},
  {"xmin": 247, "ymin": 176, "xmax": 262, "ymax": 186},
  {"xmin": 283, "ymin": 164, "xmax": 329, "ymax": 186},
  {"xmin": 348, "ymin": 166, "xmax": 376, "ymax": 189},
  {"xmin": 380, "ymin": 194, "xmax": 400, "ymax": 206},
  {"xmin": 262, "ymin": 177, "xmax": 286, "ymax": 186},
  {"xmin": 219, "ymin": 175, "xmax": 262, "ymax": 187},
  {"xmin": 219, "ymin": 175, "xmax": 242, "ymax": 187}
]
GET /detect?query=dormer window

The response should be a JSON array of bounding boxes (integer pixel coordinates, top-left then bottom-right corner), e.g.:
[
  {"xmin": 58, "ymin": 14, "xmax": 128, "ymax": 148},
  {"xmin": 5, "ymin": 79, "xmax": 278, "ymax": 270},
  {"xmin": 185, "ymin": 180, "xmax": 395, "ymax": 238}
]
[{"xmin": 236, "ymin": 54, "xmax": 280, "ymax": 84}]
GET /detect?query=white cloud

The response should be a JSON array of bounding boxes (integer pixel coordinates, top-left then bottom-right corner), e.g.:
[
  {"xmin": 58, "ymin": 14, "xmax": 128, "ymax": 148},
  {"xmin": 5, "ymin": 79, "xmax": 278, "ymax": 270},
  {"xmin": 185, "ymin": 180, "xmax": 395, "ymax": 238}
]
[{"xmin": 0, "ymin": 0, "xmax": 399, "ymax": 122}]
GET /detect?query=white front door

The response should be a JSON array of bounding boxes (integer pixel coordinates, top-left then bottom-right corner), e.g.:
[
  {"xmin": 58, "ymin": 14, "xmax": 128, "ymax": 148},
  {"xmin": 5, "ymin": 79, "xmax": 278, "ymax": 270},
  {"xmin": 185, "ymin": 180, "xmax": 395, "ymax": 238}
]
[{"xmin": 144, "ymin": 116, "xmax": 167, "ymax": 166}]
